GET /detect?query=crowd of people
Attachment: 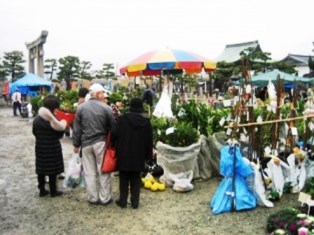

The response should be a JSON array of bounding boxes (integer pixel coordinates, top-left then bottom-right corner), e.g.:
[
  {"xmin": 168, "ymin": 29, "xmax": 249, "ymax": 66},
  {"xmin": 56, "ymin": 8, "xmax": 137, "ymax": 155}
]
[{"xmin": 32, "ymin": 84, "xmax": 153, "ymax": 209}]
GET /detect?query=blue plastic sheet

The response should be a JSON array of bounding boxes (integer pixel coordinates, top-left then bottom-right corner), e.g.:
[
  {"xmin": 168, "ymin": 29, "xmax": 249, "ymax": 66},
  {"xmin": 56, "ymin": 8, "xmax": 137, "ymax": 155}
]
[{"xmin": 210, "ymin": 145, "xmax": 256, "ymax": 215}]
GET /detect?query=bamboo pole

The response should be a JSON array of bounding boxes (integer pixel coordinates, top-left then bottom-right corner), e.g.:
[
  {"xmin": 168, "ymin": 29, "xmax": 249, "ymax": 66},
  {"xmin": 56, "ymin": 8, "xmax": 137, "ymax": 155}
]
[{"xmin": 224, "ymin": 115, "xmax": 312, "ymax": 128}]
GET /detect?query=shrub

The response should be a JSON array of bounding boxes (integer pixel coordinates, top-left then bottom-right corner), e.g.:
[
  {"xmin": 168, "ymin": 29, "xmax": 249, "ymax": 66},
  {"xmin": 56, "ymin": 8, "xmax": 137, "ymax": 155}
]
[{"xmin": 150, "ymin": 116, "xmax": 199, "ymax": 147}]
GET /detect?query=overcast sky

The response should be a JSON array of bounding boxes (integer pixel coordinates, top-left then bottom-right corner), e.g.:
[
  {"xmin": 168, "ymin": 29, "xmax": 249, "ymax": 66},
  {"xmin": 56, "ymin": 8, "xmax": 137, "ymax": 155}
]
[{"xmin": 0, "ymin": 0, "xmax": 313, "ymax": 73}]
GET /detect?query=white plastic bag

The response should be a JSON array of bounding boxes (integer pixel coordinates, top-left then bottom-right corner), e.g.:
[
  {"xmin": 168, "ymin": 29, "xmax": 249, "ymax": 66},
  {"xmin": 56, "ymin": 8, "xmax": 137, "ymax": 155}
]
[
  {"xmin": 64, "ymin": 154, "xmax": 83, "ymax": 188},
  {"xmin": 168, "ymin": 170, "xmax": 194, "ymax": 192}
]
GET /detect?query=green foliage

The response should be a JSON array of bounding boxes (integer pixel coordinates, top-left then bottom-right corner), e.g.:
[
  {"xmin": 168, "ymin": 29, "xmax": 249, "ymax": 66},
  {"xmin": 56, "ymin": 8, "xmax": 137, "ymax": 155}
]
[
  {"xmin": 56, "ymin": 90, "xmax": 78, "ymax": 113},
  {"xmin": 173, "ymin": 100, "xmax": 229, "ymax": 137},
  {"xmin": 0, "ymin": 61, "xmax": 6, "ymax": 81},
  {"xmin": 150, "ymin": 117, "xmax": 199, "ymax": 147},
  {"xmin": 207, "ymin": 108, "xmax": 231, "ymax": 136},
  {"xmin": 212, "ymin": 61, "xmax": 235, "ymax": 90},
  {"xmin": 182, "ymin": 74, "xmax": 197, "ymax": 92},
  {"xmin": 173, "ymin": 100, "xmax": 207, "ymax": 136},
  {"xmin": 57, "ymin": 56, "xmax": 81, "ymax": 87},
  {"xmin": 266, "ymin": 207, "xmax": 301, "ymax": 234},
  {"xmin": 96, "ymin": 63, "xmax": 115, "ymax": 79},
  {"xmin": 171, "ymin": 93, "xmax": 180, "ymax": 111},
  {"xmin": 108, "ymin": 91, "xmax": 124, "ymax": 104},
  {"xmin": 166, "ymin": 122, "xmax": 199, "ymax": 147},
  {"xmin": 79, "ymin": 61, "xmax": 92, "ymax": 80},
  {"xmin": 280, "ymin": 103, "xmax": 293, "ymax": 119},
  {"xmin": 44, "ymin": 58, "xmax": 57, "ymax": 80},
  {"xmin": 283, "ymin": 182, "xmax": 293, "ymax": 194},
  {"xmin": 2, "ymin": 51, "xmax": 26, "ymax": 81},
  {"xmin": 151, "ymin": 117, "xmax": 173, "ymax": 147},
  {"xmin": 30, "ymin": 95, "xmax": 44, "ymax": 115},
  {"xmin": 241, "ymin": 47, "xmax": 272, "ymax": 74},
  {"xmin": 303, "ymin": 177, "xmax": 314, "ymax": 198},
  {"xmin": 267, "ymin": 189, "xmax": 280, "ymax": 202},
  {"xmin": 272, "ymin": 61, "xmax": 297, "ymax": 74},
  {"xmin": 309, "ymin": 56, "xmax": 314, "ymax": 72}
]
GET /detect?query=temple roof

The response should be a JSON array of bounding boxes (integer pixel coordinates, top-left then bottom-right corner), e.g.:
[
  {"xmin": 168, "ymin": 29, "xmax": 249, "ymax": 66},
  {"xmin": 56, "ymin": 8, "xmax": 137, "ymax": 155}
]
[
  {"xmin": 214, "ymin": 40, "xmax": 262, "ymax": 63},
  {"xmin": 281, "ymin": 54, "xmax": 314, "ymax": 66}
]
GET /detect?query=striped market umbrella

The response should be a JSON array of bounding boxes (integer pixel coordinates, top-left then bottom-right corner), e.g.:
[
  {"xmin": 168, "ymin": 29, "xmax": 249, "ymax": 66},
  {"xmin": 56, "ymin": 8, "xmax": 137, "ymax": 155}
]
[{"xmin": 120, "ymin": 48, "xmax": 216, "ymax": 76}]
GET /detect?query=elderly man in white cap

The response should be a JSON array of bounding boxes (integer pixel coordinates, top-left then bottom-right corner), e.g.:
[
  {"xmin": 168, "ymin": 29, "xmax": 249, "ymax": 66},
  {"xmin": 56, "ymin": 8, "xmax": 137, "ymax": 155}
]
[{"xmin": 72, "ymin": 83, "xmax": 116, "ymax": 205}]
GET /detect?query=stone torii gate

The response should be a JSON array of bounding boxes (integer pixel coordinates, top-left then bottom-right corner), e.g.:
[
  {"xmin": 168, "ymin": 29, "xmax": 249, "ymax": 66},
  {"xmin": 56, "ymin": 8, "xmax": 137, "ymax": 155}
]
[{"xmin": 25, "ymin": 30, "xmax": 48, "ymax": 78}]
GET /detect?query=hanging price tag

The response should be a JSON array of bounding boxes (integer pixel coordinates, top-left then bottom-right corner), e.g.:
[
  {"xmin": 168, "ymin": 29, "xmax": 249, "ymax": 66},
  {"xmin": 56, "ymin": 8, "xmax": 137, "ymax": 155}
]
[
  {"xmin": 257, "ymin": 116, "xmax": 263, "ymax": 123},
  {"xmin": 243, "ymin": 128, "xmax": 247, "ymax": 134},
  {"xmin": 291, "ymin": 127, "xmax": 298, "ymax": 136},
  {"xmin": 177, "ymin": 108, "xmax": 186, "ymax": 117},
  {"xmin": 264, "ymin": 146, "xmax": 271, "ymax": 155},
  {"xmin": 223, "ymin": 99, "xmax": 231, "ymax": 107},
  {"xmin": 226, "ymin": 128, "xmax": 232, "ymax": 135},
  {"xmin": 166, "ymin": 127, "xmax": 175, "ymax": 135}
]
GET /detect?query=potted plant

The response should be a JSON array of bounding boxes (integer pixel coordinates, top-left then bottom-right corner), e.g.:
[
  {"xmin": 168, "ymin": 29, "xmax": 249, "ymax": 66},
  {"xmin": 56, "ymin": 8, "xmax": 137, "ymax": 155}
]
[
  {"xmin": 55, "ymin": 90, "xmax": 78, "ymax": 127},
  {"xmin": 30, "ymin": 95, "xmax": 44, "ymax": 116}
]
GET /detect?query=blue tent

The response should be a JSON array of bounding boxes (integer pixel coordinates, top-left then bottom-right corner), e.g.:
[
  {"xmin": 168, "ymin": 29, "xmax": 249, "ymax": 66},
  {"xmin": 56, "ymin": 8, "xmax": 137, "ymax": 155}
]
[
  {"xmin": 251, "ymin": 69, "xmax": 313, "ymax": 87},
  {"xmin": 10, "ymin": 73, "xmax": 53, "ymax": 96}
]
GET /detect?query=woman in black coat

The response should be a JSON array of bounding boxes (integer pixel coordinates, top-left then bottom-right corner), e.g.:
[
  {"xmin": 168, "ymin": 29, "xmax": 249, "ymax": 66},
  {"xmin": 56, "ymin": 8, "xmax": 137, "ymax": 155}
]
[
  {"xmin": 111, "ymin": 98, "xmax": 153, "ymax": 209},
  {"xmin": 32, "ymin": 95, "xmax": 67, "ymax": 197}
]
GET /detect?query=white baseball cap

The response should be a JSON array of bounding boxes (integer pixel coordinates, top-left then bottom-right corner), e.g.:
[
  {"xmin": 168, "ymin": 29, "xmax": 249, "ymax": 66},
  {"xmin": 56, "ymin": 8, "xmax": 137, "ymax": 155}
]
[{"xmin": 89, "ymin": 83, "xmax": 105, "ymax": 94}]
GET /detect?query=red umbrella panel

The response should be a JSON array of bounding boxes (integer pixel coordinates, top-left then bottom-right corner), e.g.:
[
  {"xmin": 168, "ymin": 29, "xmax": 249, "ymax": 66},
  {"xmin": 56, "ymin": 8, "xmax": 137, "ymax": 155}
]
[{"xmin": 120, "ymin": 48, "xmax": 216, "ymax": 76}]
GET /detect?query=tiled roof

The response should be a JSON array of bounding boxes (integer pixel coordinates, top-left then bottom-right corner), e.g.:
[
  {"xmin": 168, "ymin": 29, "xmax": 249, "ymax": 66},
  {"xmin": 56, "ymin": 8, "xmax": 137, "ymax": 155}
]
[
  {"xmin": 281, "ymin": 54, "xmax": 314, "ymax": 66},
  {"xmin": 214, "ymin": 40, "xmax": 261, "ymax": 63}
]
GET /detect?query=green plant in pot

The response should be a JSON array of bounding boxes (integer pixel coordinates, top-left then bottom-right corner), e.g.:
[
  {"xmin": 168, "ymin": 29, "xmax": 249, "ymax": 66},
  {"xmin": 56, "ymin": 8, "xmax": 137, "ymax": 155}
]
[
  {"xmin": 30, "ymin": 95, "xmax": 44, "ymax": 116},
  {"xmin": 56, "ymin": 90, "xmax": 78, "ymax": 113},
  {"xmin": 151, "ymin": 116, "xmax": 199, "ymax": 147}
]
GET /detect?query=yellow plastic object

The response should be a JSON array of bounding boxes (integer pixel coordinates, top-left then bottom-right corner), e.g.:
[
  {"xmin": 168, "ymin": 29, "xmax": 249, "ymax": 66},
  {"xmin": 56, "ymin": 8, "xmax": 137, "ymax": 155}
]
[
  {"xmin": 144, "ymin": 181, "xmax": 152, "ymax": 189},
  {"xmin": 150, "ymin": 183, "xmax": 158, "ymax": 191},
  {"xmin": 158, "ymin": 183, "xmax": 166, "ymax": 191}
]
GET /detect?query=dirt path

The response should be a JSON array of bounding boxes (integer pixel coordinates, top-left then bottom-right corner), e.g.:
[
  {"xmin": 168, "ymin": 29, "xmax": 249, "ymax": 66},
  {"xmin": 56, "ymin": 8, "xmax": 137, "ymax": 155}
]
[{"xmin": 0, "ymin": 106, "xmax": 299, "ymax": 235}]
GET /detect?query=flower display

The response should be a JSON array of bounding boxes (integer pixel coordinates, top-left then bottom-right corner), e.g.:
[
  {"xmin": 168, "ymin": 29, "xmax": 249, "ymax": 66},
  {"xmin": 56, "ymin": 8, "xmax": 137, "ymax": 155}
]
[{"xmin": 267, "ymin": 208, "xmax": 314, "ymax": 235}]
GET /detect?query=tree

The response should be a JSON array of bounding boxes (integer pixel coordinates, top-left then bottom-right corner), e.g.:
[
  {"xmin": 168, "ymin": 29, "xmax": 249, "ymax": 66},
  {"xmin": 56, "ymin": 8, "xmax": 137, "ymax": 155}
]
[
  {"xmin": 57, "ymin": 56, "xmax": 80, "ymax": 90},
  {"xmin": 309, "ymin": 56, "xmax": 314, "ymax": 72},
  {"xmin": 238, "ymin": 47, "xmax": 272, "ymax": 75},
  {"xmin": 79, "ymin": 61, "xmax": 93, "ymax": 80},
  {"xmin": 96, "ymin": 63, "xmax": 115, "ymax": 79},
  {"xmin": 2, "ymin": 51, "xmax": 26, "ymax": 82},
  {"xmin": 212, "ymin": 61, "xmax": 235, "ymax": 92},
  {"xmin": 182, "ymin": 74, "xmax": 198, "ymax": 93},
  {"xmin": 0, "ymin": 59, "xmax": 6, "ymax": 81},
  {"xmin": 272, "ymin": 61, "xmax": 297, "ymax": 75},
  {"xmin": 44, "ymin": 58, "xmax": 57, "ymax": 80}
]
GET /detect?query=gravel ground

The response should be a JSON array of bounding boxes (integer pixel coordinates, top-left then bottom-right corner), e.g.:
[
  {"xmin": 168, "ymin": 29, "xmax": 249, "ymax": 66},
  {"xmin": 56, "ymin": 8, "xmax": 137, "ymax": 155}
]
[{"xmin": 0, "ymin": 105, "xmax": 300, "ymax": 235}]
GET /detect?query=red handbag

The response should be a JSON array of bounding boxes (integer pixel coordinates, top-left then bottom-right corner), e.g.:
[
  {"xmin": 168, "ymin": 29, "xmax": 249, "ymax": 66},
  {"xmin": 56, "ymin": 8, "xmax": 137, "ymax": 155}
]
[{"xmin": 101, "ymin": 132, "xmax": 117, "ymax": 173}]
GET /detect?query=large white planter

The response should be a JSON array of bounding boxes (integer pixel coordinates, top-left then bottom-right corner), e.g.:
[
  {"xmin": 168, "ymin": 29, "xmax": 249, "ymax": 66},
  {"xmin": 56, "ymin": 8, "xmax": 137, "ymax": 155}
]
[
  {"xmin": 156, "ymin": 140, "xmax": 201, "ymax": 183},
  {"xmin": 156, "ymin": 132, "xmax": 227, "ymax": 182}
]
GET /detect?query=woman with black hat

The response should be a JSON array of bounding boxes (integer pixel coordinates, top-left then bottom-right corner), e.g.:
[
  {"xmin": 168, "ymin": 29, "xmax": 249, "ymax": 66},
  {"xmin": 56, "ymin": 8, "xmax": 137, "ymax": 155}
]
[{"xmin": 111, "ymin": 97, "xmax": 153, "ymax": 209}]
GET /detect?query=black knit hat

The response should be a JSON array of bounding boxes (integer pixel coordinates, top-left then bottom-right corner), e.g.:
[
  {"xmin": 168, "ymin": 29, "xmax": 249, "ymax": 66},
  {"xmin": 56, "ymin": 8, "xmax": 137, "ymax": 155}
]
[{"xmin": 129, "ymin": 98, "xmax": 144, "ymax": 113}]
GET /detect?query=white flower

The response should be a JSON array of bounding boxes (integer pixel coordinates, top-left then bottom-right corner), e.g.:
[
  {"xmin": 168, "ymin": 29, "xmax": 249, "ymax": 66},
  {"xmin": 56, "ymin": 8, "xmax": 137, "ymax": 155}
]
[
  {"xmin": 274, "ymin": 229, "xmax": 286, "ymax": 235},
  {"xmin": 297, "ymin": 213, "xmax": 308, "ymax": 219},
  {"xmin": 306, "ymin": 216, "xmax": 314, "ymax": 223}
]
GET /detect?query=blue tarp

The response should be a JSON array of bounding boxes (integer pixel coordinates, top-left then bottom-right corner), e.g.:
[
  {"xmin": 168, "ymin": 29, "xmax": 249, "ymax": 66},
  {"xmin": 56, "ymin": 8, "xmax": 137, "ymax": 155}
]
[
  {"xmin": 251, "ymin": 70, "xmax": 313, "ymax": 87},
  {"xmin": 210, "ymin": 145, "xmax": 256, "ymax": 215},
  {"xmin": 10, "ymin": 73, "xmax": 53, "ymax": 96}
]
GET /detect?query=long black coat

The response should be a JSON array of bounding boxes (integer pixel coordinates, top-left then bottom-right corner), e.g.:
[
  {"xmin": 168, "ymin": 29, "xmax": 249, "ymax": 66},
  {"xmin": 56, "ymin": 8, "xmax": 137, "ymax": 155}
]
[
  {"xmin": 111, "ymin": 112, "xmax": 153, "ymax": 172},
  {"xmin": 33, "ymin": 114, "xmax": 65, "ymax": 175}
]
